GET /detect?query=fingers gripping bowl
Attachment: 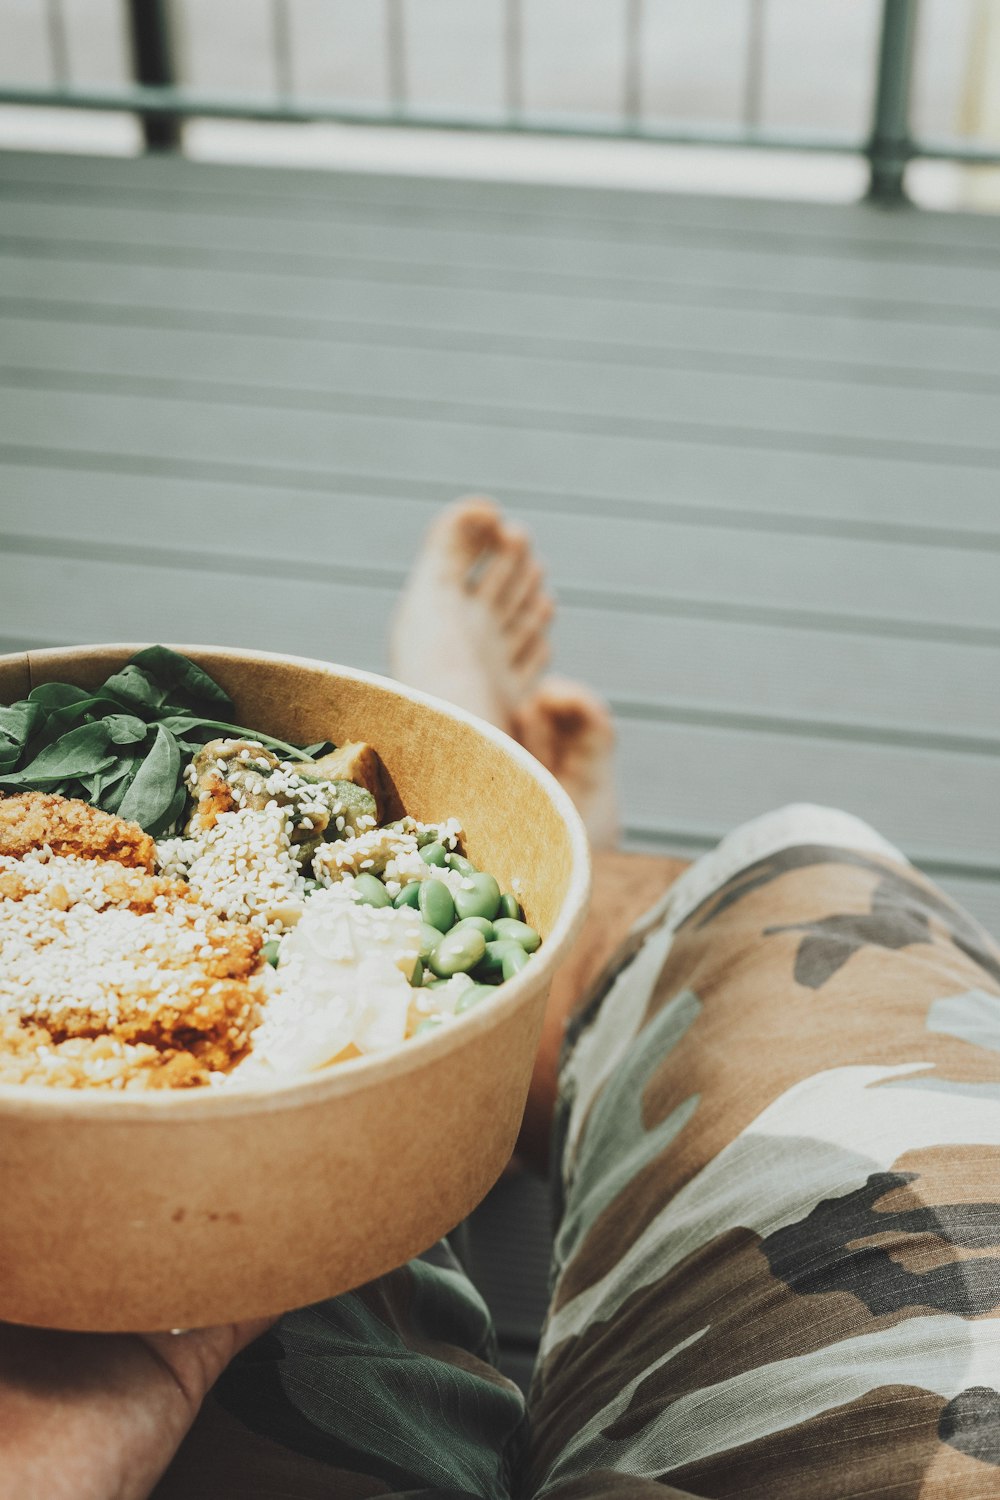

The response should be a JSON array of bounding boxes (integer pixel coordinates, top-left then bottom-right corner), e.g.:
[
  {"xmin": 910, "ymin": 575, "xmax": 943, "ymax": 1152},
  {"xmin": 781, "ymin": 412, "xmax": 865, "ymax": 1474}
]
[{"xmin": 0, "ymin": 645, "xmax": 590, "ymax": 1332}]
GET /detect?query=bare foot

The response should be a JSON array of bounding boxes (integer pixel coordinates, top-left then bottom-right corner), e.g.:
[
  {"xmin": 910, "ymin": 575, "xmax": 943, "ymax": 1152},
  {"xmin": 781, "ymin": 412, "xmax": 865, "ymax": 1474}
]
[
  {"xmin": 513, "ymin": 677, "xmax": 620, "ymax": 850},
  {"xmin": 389, "ymin": 497, "xmax": 554, "ymax": 726}
]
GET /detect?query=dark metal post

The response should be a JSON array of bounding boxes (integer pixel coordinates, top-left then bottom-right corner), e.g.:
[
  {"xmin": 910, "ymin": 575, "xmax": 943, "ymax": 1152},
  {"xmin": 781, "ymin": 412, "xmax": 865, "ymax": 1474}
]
[
  {"xmin": 125, "ymin": 0, "xmax": 180, "ymax": 152},
  {"xmin": 867, "ymin": 0, "xmax": 918, "ymax": 203}
]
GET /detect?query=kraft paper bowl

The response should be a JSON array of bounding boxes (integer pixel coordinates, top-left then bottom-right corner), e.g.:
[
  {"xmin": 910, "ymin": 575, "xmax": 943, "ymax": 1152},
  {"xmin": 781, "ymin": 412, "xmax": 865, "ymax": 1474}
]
[{"xmin": 0, "ymin": 645, "xmax": 591, "ymax": 1331}]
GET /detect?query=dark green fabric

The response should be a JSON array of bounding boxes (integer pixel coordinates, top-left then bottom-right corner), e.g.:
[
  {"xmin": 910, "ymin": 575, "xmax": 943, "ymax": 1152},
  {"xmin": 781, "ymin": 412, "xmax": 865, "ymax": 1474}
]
[{"xmin": 211, "ymin": 1245, "xmax": 525, "ymax": 1499}]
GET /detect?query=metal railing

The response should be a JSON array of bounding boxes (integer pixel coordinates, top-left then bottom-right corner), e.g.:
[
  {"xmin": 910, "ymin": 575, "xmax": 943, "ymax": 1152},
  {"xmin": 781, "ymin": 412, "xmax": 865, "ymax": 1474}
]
[{"xmin": 2, "ymin": 0, "xmax": 999, "ymax": 203}]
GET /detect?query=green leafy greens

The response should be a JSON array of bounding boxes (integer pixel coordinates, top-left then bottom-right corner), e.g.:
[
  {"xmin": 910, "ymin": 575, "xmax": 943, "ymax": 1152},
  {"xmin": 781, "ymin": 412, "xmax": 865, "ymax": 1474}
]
[{"xmin": 0, "ymin": 647, "xmax": 322, "ymax": 836}]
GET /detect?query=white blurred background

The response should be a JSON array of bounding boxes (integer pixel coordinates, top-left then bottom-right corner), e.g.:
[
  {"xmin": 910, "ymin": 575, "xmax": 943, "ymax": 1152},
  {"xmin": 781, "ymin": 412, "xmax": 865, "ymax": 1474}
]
[{"xmin": 1, "ymin": 0, "xmax": 999, "ymax": 207}]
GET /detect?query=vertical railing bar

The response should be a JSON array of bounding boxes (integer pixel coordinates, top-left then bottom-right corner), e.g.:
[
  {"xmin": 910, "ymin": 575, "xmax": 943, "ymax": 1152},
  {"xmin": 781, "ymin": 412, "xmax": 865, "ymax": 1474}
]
[
  {"xmin": 743, "ymin": 0, "xmax": 766, "ymax": 129},
  {"xmin": 623, "ymin": 0, "xmax": 643, "ymax": 127},
  {"xmin": 867, "ymin": 0, "xmax": 919, "ymax": 202},
  {"xmin": 504, "ymin": 0, "xmax": 523, "ymax": 119},
  {"xmin": 272, "ymin": 0, "xmax": 294, "ymax": 102},
  {"xmin": 386, "ymin": 0, "xmax": 408, "ymax": 114},
  {"xmin": 45, "ymin": 0, "xmax": 71, "ymax": 88},
  {"xmin": 125, "ymin": 0, "xmax": 180, "ymax": 151}
]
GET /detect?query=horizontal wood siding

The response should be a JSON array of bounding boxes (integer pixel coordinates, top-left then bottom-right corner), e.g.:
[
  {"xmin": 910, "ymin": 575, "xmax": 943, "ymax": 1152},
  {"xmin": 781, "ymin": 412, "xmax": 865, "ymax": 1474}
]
[{"xmin": 0, "ymin": 149, "xmax": 995, "ymax": 935}]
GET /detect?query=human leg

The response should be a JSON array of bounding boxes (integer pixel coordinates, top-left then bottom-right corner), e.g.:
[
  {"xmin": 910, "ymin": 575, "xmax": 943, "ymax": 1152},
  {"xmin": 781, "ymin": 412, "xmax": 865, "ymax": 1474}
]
[
  {"xmin": 525, "ymin": 805, "xmax": 1000, "ymax": 1498},
  {"xmin": 388, "ymin": 497, "xmax": 553, "ymax": 731}
]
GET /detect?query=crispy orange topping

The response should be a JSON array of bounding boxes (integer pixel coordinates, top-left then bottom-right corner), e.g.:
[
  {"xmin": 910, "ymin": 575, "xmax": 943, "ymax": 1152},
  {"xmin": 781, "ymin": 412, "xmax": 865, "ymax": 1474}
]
[{"xmin": 0, "ymin": 794, "xmax": 264, "ymax": 1090}]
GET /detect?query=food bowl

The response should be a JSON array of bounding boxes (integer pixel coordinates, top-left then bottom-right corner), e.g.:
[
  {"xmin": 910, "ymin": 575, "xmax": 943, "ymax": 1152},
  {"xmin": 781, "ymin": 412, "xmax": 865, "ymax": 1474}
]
[{"xmin": 0, "ymin": 644, "xmax": 590, "ymax": 1332}]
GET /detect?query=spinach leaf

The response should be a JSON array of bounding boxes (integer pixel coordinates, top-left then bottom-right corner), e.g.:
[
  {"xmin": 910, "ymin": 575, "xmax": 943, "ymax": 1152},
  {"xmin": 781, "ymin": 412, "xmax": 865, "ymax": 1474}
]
[
  {"xmin": 162, "ymin": 783, "xmax": 189, "ymax": 833},
  {"xmin": 0, "ymin": 702, "xmax": 42, "ymax": 772},
  {"xmin": 117, "ymin": 725, "xmax": 181, "ymax": 834},
  {"xmin": 102, "ymin": 647, "xmax": 234, "ymax": 719},
  {"xmin": 0, "ymin": 723, "xmax": 116, "ymax": 787},
  {"xmin": 88, "ymin": 760, "xmax": 138, "ymax": 805},
  {"xmin": 103, "ymin": 714, "xmax": 150, "ymax": 747},
  {"xmin": 27, "ymin": 683, "xmax": 93, "ymax": 712},
  {"xmin": 99, "ymin": 665, "xmax": 170, "ymax": 717},
  {"xmin": 99, "ymin": 761, "xmax": 142, "ymax": 816},
  {"xmin": 22, "ymin": 696, "xmax": 137, "ymax": 761}
]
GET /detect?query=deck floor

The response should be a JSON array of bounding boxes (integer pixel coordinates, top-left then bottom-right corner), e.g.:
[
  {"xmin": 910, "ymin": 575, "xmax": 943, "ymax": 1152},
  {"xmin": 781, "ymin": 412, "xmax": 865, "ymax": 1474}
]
[{"xmin": 0, "ymin": 148, "xmax": 996, "ymax": 936}]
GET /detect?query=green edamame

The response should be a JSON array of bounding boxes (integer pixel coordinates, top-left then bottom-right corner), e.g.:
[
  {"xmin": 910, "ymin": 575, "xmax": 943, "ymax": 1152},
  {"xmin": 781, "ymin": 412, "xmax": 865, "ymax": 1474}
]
[
  {"xmin": 451, "ymin": 916, "xmax": 495, "ymax": 941},
  {"xmin": 492, "ymin": 918, "xmax": 541, "ymax": 952},
  {"xmin": 419, "ymin": 841, "xmax": 448, "ymax": 867},
  {"xmin": 409, "ymin": 957, "xmax": 424, "ymax": 988},
  {"xmin": 393, "ymin": 882, "xmax": 421, "ymax": 909},
  {"xmin": 502, "ymin": 944, "xmax": 530, "ymax": 981},
  {"xmin": 499, "ymin": 892, "xmax": 522, "ymax": 921},
  {"xmin": 475, "ymin": 939, "xmax": 521, "ymax": 980},
  {"xmin": 414, "ymin": 1016, "xmax": 445, "ymax": 1035},
  {"xmin": 261, "ymin": 939, "xmax": 281, "ymax": 968},
  {"xmin": 454, "ymin": 872, "xmax": 501, "ymax": 923},
  {"xmin": 445, "ymin": 852, "xmax": 476, "ymax": 876},
  {"xmin": 352, "ymin": 873, "xmax": 391, "ymax": 908},
  {"xmin": 427, "ymin": 926, "xmax": 487, "ymax": 979},
  {"xmin": 419, "ymin": 879, "xmax": 456, "ymax": 932},
  {"xmin": 455, "ymin": 984, "xmax": 495, "ymax": 1014},
  {"xmin": 418, "ymin": 922, "xmax": 444, "ymax": 961}
]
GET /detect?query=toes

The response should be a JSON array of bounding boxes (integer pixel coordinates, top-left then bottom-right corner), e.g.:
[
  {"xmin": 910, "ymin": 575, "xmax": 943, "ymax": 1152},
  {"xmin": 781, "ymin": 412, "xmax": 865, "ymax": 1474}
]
[
  {"xmin": 507, "ymin": 595, "xmax": 555, "ymax": 662},
  {"xmin": 510, "ymin": 632, "xmax": 552, "ymax": 696},
  {"xmin": 515, "ymin": 677, "xmax": 620, "ymax": 846},
  {"xmin": 427, "ymin": 496, "xmax": 505, "ymax": 580},
  {"xmin": 498, "ymin": 560, "xmax": 547, "ymax": 630},
  {"xmin": 474, "ymin": 526, "xmax": 531, "ymax": 606},
  {"xmin": 522, "ymin": 677, "xmax": 615, "ymax": 758},
  {"xmin": 512, "ymin": 698, "xmax": 555, "ymax": 768},
  {"xmin": 532, "ymin": 676, "xmax": 614, "ymax": 724}
]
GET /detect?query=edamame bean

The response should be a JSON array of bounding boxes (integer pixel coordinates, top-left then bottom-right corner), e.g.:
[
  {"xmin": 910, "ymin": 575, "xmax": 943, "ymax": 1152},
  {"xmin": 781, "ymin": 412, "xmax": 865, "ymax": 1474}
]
[
  {"xmin": 492, "ymin": 918, "xmax": 541, "ymax": 952},
  {"xmin": 418, "ymin": 923, "xmax": 444, "ymax": 961},
  {"xmin": 419, "ymin": 879, "xmax": 456, "ymax": 932},
  {"xmin": 352, "ymin": 873, "xmax": 391, "ymax": 908},
  {"xmin": 451, "ymin": 916, "xmax": 495, "ymax": 941},
  {"xmin": 445, "ymin": 852, "xmax": 476, "ymax": 876},
  {"xmin": 428, "ymin": 927, "xmax": 487, "ymax": 979},
  {"xmin": 414, "ymin": 1016, "xmax": 445, "ymax": 1036},
  {"xmin": 475, "ymin": 939, "xmax": 522, "ymax": 980},
  {"xmin": 454, "ymin": 872, "xmax": 501, "ymax": 923},
  {"xmin": 499, "ymin": 892, "xmax": 522, "ymax": 921},
  {"xmin": 502, "ymin": 944, "xmax": 530, "ymax": 981},
  {"xmin": 393, "ymin": 882, "xmax": 421, "ymax": 909},
  {"xmin": 455, "ymin": 984, "xmax": 495, "ymax": 1014},
  {"xmin": 409, "ymin": 957, "xmax": 424, "ymax": 988},
  {"xmin": 261, "ymin": 939, "xmax": 281, "ymax": 968},
  {"xmin": 419, "ymin": 841, "xmax": 448, "ymax": 866}
]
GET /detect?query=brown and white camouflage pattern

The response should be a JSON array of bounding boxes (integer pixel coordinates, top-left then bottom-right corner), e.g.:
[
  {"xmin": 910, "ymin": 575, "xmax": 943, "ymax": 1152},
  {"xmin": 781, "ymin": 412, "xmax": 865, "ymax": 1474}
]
[{"xmin": 531, "ymin": 806, "xmax": 1000, "ymax": 1499}]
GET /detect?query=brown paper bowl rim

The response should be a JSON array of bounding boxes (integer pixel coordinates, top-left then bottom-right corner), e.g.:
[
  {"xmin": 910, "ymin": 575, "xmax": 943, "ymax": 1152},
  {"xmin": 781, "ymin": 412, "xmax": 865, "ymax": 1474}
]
[{"xmin": 0, "ymin": 643, "xmax": 592, "ymax": 1121}]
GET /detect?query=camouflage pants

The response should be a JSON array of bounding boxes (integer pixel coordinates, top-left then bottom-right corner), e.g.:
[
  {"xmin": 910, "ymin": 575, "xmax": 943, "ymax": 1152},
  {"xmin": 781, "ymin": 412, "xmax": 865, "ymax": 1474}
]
[{"xmin": 156, "ymin": 805, "xmax": 1000, "ymax": 1499}]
